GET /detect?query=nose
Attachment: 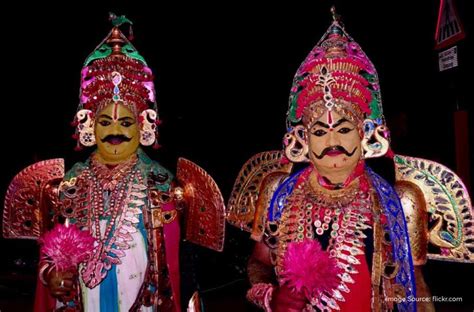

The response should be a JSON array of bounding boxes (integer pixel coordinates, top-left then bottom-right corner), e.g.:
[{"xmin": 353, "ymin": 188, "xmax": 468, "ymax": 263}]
[
  {"xmin": 111, "ymin": 121, "xmax": 124, "ymax": 134},
  {"xmin": 327, "ymin": 130, "xmax": 340, "ymax": 146}
]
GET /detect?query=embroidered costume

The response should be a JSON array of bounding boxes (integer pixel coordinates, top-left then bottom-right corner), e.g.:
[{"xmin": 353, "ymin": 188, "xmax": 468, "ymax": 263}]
[
  {"xmin": 227, "ymin": 8, "xmax": 473, "ymax": 312},
  {"xmin": 3, "ymin": 15, "xmax": 225, "ymax": 312}
]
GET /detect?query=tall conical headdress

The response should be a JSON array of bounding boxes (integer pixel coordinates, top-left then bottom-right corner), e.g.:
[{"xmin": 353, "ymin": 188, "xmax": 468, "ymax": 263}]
[
  {"xmin": 79, "ymin": 13, "xmax": 156, "ymax": 116},
  {"xmin": 287, "ymin": 7, "xmax": 384, "ymax": 128},
  {"xmin": 73, "ymin": 14, "xmax": 160, "ymax": 149},
  {"xmin": 285, "ymin": 7, "xmax": 390, "ymax": 159}
]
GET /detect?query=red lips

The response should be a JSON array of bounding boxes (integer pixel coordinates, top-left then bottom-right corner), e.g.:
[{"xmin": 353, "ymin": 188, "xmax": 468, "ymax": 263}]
[
  {"xmin": 107, "ymin": 137, "xmax": 125, "ymax": 145},
  {"xmin": 325, "ymin": 150, "xmax": 343, "ymax": 156}
]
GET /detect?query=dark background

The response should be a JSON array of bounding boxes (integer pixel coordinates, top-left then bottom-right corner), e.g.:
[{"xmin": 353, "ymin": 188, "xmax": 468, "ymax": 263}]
[{"xmin": 0, "ymin": 1, "xmax": 473, "ymax": 311}]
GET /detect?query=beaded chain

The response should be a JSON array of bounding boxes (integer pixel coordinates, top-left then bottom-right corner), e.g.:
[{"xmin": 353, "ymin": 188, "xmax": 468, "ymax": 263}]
[
  {"xmin": 275, "ymin": 171, "xmax": 374, "ymax": 311},
  {"xmin": 80, "ymin": 155, "xmax": 147, "ymax": 288}
]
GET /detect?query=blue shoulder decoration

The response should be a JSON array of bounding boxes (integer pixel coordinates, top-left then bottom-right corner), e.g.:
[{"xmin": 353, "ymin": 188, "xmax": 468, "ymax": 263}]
[
  {"xmin": 268, "ymin": 169, "xmax": 304, "ymax": 222},
  {"xmin": 366, "ymin": 167, "xmax": 417, "ymax": 312}
]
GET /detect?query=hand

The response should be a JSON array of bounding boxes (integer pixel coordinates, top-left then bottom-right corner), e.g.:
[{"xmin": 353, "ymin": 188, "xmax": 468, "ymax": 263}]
[
  {"xmin": 271, "ymin": 283, "xmax": 308, "ymax": 312},
  {"xmin": 46, "ymin": 269, "xmax": 76, "ymax": 298}
]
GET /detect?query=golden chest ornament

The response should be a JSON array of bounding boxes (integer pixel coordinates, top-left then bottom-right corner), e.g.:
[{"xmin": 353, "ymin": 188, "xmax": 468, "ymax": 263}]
[{"xmin": 273, "ymin": 173, "xmax": 376, "ymax": 310}]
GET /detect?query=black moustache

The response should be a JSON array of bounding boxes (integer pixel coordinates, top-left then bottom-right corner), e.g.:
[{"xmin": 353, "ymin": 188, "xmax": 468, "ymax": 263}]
[
  {"xmin": 313, "ymin": 146, "xmax": 357, "ymax": 159},
  {"xmin": 101, "ymin": 135, "xmax": 132, "ymax": 143}
]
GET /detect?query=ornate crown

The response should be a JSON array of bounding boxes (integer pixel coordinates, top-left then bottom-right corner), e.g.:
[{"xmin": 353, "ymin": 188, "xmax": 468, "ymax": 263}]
[{"xmin": 287, "ymin": 7, "xmax": 384, "ymax": 128}]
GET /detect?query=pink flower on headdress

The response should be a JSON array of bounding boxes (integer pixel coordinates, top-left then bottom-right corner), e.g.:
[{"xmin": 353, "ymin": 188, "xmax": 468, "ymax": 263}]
[
  {"xmin": 143, "ymin": 81, "xmax": 156, "ymax": 102},
  {"xmin": 143, "ymin": 66, "xmax": 153, "ymax": 76},
  {"xmin": 81, "ymin": 67, "xmax": 96, "ymax": 91}
]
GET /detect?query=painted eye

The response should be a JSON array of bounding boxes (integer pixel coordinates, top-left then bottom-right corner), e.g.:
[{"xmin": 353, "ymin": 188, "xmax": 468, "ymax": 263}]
[
  {"xmin": 338, "ymin": 127, "xmax": 353, "ymax": 134},
  {"xmin": 99, "ymin": 120, "xmax": 111, "ymax": 126},
  {"xmin": 121, "ymin": 121, "xmax": 133, "ymax": 127},
  {"xmin": 312, "ymin": 129, "xmax": 327, "ymax": 137}
]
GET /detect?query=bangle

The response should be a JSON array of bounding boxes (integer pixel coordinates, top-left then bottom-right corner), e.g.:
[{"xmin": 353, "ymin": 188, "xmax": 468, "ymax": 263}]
[
  {"xmin": 246, "ymin": 283, "xmax": 274, "ymax": 311},
  {"xmin": 263, "ymin": 285, "xmax": 274, "ymax": 312}
]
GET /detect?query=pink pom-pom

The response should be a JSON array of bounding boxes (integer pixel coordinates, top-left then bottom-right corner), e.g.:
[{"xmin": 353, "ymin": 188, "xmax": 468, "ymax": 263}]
[
  {"xmin": 39, "ymin": 223, "xmax": 95, "ymax": 272},
  {"xmin": 280, "ymin": 240, "xmax": 342, "ymax": 300}
]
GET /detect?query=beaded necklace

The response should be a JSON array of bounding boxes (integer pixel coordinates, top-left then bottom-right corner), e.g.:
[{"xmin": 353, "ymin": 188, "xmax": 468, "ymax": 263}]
[
  {"xmin": 80, "ymin": 154, "xmax": 147, "ymax": 289},
  {"xmin": 276, "ymin": 168, "xmax": 374, "ymax": 311}
]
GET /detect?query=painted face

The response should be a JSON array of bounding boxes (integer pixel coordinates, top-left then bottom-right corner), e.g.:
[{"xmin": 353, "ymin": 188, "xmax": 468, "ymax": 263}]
[
  {"xmin": 95, "ymin": 102, "xmax": 140, "ymax": 164},
  {"xmin": 308, "ymin": 110, "xmax": 361, "ymax": 182}
]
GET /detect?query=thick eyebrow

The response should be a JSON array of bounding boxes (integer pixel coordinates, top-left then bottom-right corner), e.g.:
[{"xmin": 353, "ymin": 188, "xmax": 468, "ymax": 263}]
[
  {"xmin": 98, "ymin": 115, "xmax": 112, "ymax": 120},
  {"xmin": 312, "ymin": 118, "xmax": 349, "ymax": 129},
  {"xmin": 97, "ymin": 115, "xmax": 134, "ymax": 122},
  {"xmin": 332, "ymin": 118, "xmax": 349, "ymax": 128},
  {"xmin": 118, "ymin": 116, "xmax": 134, "ymax": 122},
  {"xmin": 314, "ymin": 121, "xmax": 330, "ymax": 129}
]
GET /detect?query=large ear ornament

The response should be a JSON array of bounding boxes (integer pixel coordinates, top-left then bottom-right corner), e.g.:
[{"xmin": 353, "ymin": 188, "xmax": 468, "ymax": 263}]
[
  {"xmin": 283, "ymin": 125, "xmax": 310, "ymax": 163},
  {"xmin": 76, "ymin": 109, "xmax": 96, "ymax": 147},
  {"xmin": 140, "ymin": 109, "xmax": 157, "ymax": 146},
  {"xmin": 361, "ymin": 119, "xmax": 390, "ymax": 159}
]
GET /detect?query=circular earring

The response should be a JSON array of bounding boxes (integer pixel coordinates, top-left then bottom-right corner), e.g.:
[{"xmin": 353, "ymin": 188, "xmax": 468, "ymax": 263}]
[
  {"xmin": 283, "ymin": 125, "xmax": 310, "ymax": 163},
  {"xmin": 76, "ymin": 109, "xmax": 96, "ymax": 147},
  {"xmin": 139, "ymin": 109, "xmax": 157, "ymax": 146}
]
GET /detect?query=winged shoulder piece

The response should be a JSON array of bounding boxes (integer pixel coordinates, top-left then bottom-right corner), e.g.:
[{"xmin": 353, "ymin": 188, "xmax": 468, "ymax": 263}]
[
  {"xmin": 227, "ymin": 151, "xmax": 293, "ymax": 241},
  {"xmin": 176, "ymin": 158, "xmax": 225, "ymax": 252},
  {"xmin": 394, "ymin": 154, "xmax": 474, "ymax": 263},
  {"xmin": 3, "ymin": 159, "xmax": 65, "ymax": 239}
]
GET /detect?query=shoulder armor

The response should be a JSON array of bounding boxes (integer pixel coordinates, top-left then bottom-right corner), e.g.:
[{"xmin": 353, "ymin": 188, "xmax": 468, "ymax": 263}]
[
  {"xmin": 3, "ymin": 159, "xmax": 64, "ymax": 239},
  {"xmin": 227, "ymin": 151, "xmax": 293, "ymax": 241},
  {"xmin": 176, "ymin": 158, "xmax": 225, "ymax": 251},
  {"xmin": 395, "ymin": 180, "xmax": 429, "ymax": 265},
  {"xmin": 394, "ymin": 154, "xmax": 474, "ymax": 263}
]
